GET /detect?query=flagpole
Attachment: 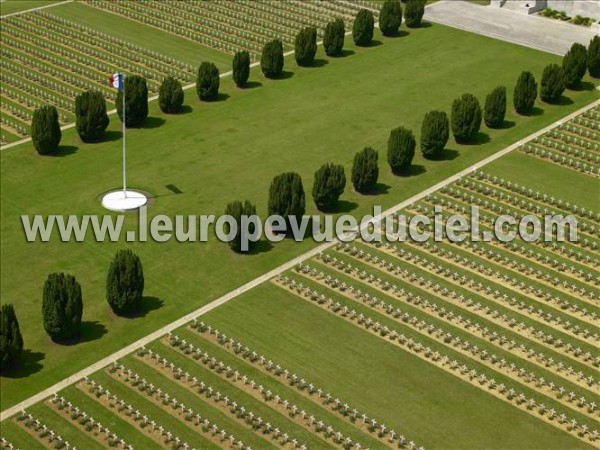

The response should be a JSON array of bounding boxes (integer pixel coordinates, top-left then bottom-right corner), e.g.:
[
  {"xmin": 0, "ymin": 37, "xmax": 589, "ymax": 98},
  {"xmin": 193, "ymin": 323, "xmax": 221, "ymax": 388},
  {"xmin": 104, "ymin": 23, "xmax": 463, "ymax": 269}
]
[{"xmin": 122, "ymin": 74, "xmax": 127, "ymax": 198}]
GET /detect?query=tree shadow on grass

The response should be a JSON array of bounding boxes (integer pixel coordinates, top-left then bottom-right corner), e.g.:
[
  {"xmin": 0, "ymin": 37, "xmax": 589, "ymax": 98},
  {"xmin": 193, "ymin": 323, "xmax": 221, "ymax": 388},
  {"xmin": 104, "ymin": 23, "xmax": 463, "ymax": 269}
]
[
  {"xmin": 520, "ymin": 106, "xmax": 544, "ymax": 117},
  {"xmin": 310, "ymin": 59, "xmax": 329, "ymax": 68},
  {"xmin": 360, "ymin": 183, "xmax": 391, "ymax": 196},
  {"xmin": 383, "ymin": 30, "xmax": 410, "ymax": 38},
  {"xmin": 410, "ymin": 164, "xmax": 427, "ymax": 176},
  {"xmin": 278, "ymin": 71, "xmax": 295, "ymax": 80},
  {"xmin": 245, "ymin": 81, "xmax": 262, "ymax": 89},
  {"xmin": 215, "ymin": 93, "xmax": 230, "ymax": 102},
  {"xmin": 79, "ymin": 321, "xmax": 108, "ymax": 343},
  {"xmin": 368, "ymin": 40, "xmax": 384, "ymax": 47},
  {"xmin": 244, "ymin": 239, "xmax": 274, "ymax": 255},
  {"xmin": 496, "ymin": 120, "xmax": 516, "ymax": 130},
  {"xmin": 328, "ymin": 200, "xmax": 359, "ymax": 214},
  {"xmin": 47, "ymin": 145, "xmax": 78, "ymax": 157},
  {"xmin": 122, "ymin": 296, "xmax": 164, "ymax": 319},
  {"xmin": 104, "ymin": 130, "xmax": 123, "ymax": 142},
  {"xmin": 459, "ymin": 132, "xmax": 491, "ymax": 146},
  {"xmin": 339, "ymin": 49, "xmax": 355, "ymax": 58},
  {"xmin": 142, "ymin": 117, "xmax": 166, "ymax": 129},
  {"xmin": 417, "ymin": 21, "xmax": 433, "ymax": 28},
  {"xmin": 552, "ymin": 95, "xmax": 574, "ymax": 106},
  {"xmin": 0, "ymin": 350, "xmax": 45, "ymax": 379},
  {"xmin": 179, "ymin": 105, "xmax": 193, "ymax": 114},
  {"xmin": 571, "ymin": 81, "xmax": 595, "ymax": 91}
]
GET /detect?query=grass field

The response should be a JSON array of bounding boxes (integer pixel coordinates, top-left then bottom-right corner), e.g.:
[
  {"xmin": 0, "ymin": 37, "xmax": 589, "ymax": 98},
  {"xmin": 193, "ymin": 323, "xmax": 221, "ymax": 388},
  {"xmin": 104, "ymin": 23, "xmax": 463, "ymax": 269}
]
[
  {"xmin": 0, "ymin": 0, "xmax": 64, "ymax": 16},
  {"xmin": 1, "ymin": 13, "xmax": 598, "ymax": 414}
]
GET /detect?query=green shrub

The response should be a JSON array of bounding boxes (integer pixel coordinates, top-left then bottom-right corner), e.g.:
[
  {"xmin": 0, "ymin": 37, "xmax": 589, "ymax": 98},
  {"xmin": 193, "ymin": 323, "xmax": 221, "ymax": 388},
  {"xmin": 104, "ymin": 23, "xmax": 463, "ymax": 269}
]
[
  {"xmin": 224, "ymin": 200, "xmax": 257, "ymax": 252},
  {"xmin": 0, "ymin": 304, "xmax": 24, "ymax": 370},
  {"xmin": 312, "ymin": 163, "xmax": 346, "ymax": 211},
  {"xmin": 42, "ymin": 273, "xmax": 83, "ymax": 342},
  {"xmin": 31, "ymin": 105, "xmax": 61, "ymax": 154},
  {"xmin": 158, "ymin": 77, "xmax": 184, "ymax": 113},
  {"xmin": 562, "ymin": 42, "xmax": 587, "ymax": 88},
  {"xmin": 261, "ymin": 40, "xmax": 284, "ymax": 79},
  {"xmin": 387, "ymin": 126, "xmax": 416, "ymax": 174},
  {"xmin": 323, "ymin": 18, "xmax": 345, "ymax": 56},
  {"xmin": 106, "ymin": 249, "xmax": 144, "ymax": 316},
  {"xmin": 589, "ymin": 35, "xmax": 600, "ymax": 78},
  {"xmin": 540, "ymin": 64, "xmax": 566, "ymax": 103},
  {"xmin": 404, "ymin": 0, "xmax": 426, "ymax": 28},
  {"xmin": 268, "ymin": 172, "xmax": 305, "ymax": 231},
  {"xmin": 379, "ymin": 0, "xmax": 403, "ymax": 36},
  {"xmin": 513, "ymin": 71, "xmax": 538, "ymax": 115},
  {"xmin": 451, "ymin": 93, "xmax": 482, "ymax": 143},
  {"xmin": 116, "ymin": 75, "xmax": 148, "ymax": 127},
  {"xmin": 75, "ymin": 91, "xmax": 109, "ymax": 142},
  {"xmin": 420, "ymin": 110, "xmax": 449, "ymax": 159},
  {"xmin": 483, "ymin": 86, "xmax": 506, "ymax": 128},
  {"xmin": 352, "ymin": 147, "xmax": 379, "ymax": 194},
  {"xmin": 352, "ymin": 9, "xmax": 375, "ymax": 46},
  {"xmin": 232, "ymin": 51, "xmax": 251, "ymax": 87},
  {"xmin": 295, "ymin": 27, "xmax": 318, "ymax": 66},
  {"xmin": 196, "ymin": 62, "xmax": 220, "ymax": 101}
]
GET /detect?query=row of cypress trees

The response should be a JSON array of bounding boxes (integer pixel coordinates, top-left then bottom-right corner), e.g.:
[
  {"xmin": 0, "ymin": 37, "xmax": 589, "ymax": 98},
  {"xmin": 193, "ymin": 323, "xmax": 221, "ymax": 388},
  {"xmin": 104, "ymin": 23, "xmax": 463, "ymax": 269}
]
[{"xmin": 0, "ymin": 249, "xmax": 145, "ymax": 370}]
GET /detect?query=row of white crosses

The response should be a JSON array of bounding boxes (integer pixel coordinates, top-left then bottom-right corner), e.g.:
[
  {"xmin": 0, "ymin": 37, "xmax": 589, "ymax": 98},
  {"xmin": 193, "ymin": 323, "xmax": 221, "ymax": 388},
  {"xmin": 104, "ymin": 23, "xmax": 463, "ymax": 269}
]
[
  {"xmin": 439, "ymin": 185, "xmax": 599, "ymax": 253},
  {"xmin": 29, "ymin": 11, "xmax": 196, "ymax": 74},
  {"xmin": 391, "ymin": 244, "xmax": 598, "ymax": 341},
  {"xmin": 51, "ymin": 394, "xmax": 131, "ymax": 449},
  {"xmin": 521, "ymin": 144, "xmax": 600, "ymax": 176},
  {"xmin": 470, "ymin": 170, "xmax": 600, "ymax": 222},
  {"xmin": 108, "ymin": 361, "xmax": 251, "ymax": 450},
  {"xmin": 3, "ymin": 23, "xmax": 163, "ymax": 90},
  {"xmin": 338, "ymin": 243, "xmax": 599, "ymax": 356},
  {"xmin": 296, "ymin": 265, "xmax": 598, "ymax": 415},
  {"xmin": 16, "ymin": 411, "xmax": 71, "ymax": 449},
  {"xmin": 7, "ymin": 15, "xmax": 193, "ymax": 84},
  {"xmin": 410, "ymin": 237, "xmax": 598, "ymax": 311},
  {"xmin": 449, "ymin": 229, "xmax": 599, "ymax": 292},
  {"xmin": 548, "ymin": 127, "xmax": 600, "ymax": 151},
  {"xmin": 150, "ymin": 339, "xmax": 353, "ymax": 449},
  {"xmin": 559, "ymin": 121, "xmax": 600, "ymax": 140},
  {"xmin": 275, "ymin": 272, "xmax": 600, "ymax": 443},
  {"xmin": 413, "ymin": 196, "xmax": 598, "ymax": 268},
  {"xmin": 581, "ymin": 108, "xmax": 600, "ymax": 121},
  {"xmin": 534, "ymin": 137, "xmax": 599, "ymax": 165},
  {"xmin": 457, "ymin": 174, "xmax": 599, "ymax": 235},
  {"xmin": 82, "ymin": 377, "xmax": 190, "ymax": 449},
  {"xmin": 89, "ymin": 0, "xmax": 262, "ymax": 55},
  {"xmin": 292, "ymin": 262, "xmax": 598, "ymax": 420},
  {"xmin": 0, "ymin": 436, "xmax": 16, "ymax": 449},
  {"xmin": 190, "ymin": 321, "xmax": 425, "ymax": 450},
  {"xmin": 0, "ymin": 116, "xmax": 28, "ymax": 139}
]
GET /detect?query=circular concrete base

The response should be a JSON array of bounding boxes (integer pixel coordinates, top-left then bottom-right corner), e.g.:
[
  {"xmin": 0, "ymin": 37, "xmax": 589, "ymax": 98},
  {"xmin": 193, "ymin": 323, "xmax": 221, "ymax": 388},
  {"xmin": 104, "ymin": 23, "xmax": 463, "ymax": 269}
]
[{"xmin": 102, "ymin": 190, "xmax": 147, "ymax": 212}]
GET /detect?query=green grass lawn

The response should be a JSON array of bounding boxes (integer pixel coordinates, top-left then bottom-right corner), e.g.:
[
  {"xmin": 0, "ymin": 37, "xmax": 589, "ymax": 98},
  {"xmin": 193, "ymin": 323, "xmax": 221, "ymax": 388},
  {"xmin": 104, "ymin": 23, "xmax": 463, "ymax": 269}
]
[
  {"xmin": 48, "ymin": 1, "xmax": 233, "ymax": 71},
  {"xmin": 200, "ymin": 282, "xmax": 593, "ymax": 449},
  {"xmin": 1, "ymin": 21, "xmax": 598, "ymax": 411}
]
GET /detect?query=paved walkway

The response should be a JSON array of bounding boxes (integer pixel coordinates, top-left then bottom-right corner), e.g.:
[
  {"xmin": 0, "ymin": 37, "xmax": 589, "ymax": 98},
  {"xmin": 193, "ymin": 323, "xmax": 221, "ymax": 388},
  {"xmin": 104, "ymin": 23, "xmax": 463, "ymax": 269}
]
[
  {"xmin": 0, "ymin": 0, "xmax": 73, "ymax": 18},
  {"xmin": 1, "ymin": 98, "xmax": 598, "ymax": 422},
  {"xmin": 425, "ymin": 0, "xmax": 598, "ymax": 56}
]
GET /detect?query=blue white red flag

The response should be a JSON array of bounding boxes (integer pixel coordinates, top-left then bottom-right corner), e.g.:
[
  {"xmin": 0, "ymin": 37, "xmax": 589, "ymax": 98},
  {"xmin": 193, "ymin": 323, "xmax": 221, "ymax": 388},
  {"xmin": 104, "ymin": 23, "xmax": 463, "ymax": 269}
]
[{"xmin": 109, "ymin": 73, "xmax": 124, "ymax": 90}]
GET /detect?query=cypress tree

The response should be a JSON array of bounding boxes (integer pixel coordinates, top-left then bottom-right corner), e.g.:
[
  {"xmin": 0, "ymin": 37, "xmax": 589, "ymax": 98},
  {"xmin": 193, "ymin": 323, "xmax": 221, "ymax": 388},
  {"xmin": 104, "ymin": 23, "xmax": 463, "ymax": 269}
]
[
  {"xmin": 323, "ymin": 18, "xmax": 345, "ymax": 57},
  {"xmin": 261, "ymin": 39, "xmax": 284, "ymax": 79},
  {"xmin": 31, "ymin": 105, "xmax": 61, "ymax": 155},
  {"xmin": 588, "ymin": 35, "xmax": 600, "ymax": 78},
  {"xmin": 196, "ymin": 62, "xmax": 220, "ymax": 101},
  {"xmin": 540, "ymin": 64, "xmax": 566, "ymax": 103},
  {"xmin": 115, "ymin": 75, "xmax": 148, "ymax": 127},
  {"xmin": 352, "ymin": 147, "xmax": 379, "ymax": 194},
  {"xmin": 106, "ymin": 249, "xmax": 145, "ymax": 316},
  {"xmin": 404, "ymin": 0, "xmax": 426, "ymax": 28},
  {"xmin": 42, "ymin": 273, "xmax": 83, "ymax": 342},
  {"xmin": 379, "ymin": 0, "xmax": 403, "ymax": 36},
  {"xmin": 562, "ymin": 42, "xmax": 588, "ymax": 89},
  {"xmin": 232, "ymin": 50, "xmax": 251, "ymax": 87},
  {"xmin": 451, "ymin": 94, "xmax": 482, "ymax": 143},
  {"xmin": 312, "ymin": 163, "xmax": 346, "ymax": 211},
  {"xmin": 295, "ymin": 27, "xmax": 318, "ymax": 67},
  {"xmin": 224, "ymin": 200, "xmax": 257, "ymax": 252},
  {"xmin": 484, "ymin": 86, "xmax": 507, "ymax": 128},
  {"xmin": 158, "ymin": 76, "xmax": 184, "ymax": 113},
  {"xmin": 352, "ymin": 9, "xmax": 375, "ymax": 46},
  {"xmin": 0, "ymin": 304, "xmax": 24, "ymax": 370},
  {"xmin": 268, "ymin": 172, "xmax": 306, "ymax": 232},
  {"xmin": 513, "ymin": 71, "xmax": 538, "ymax": 115},
  {"xmin": 75, "ymin": 91, "xmax": 109, "ymax": 142},
  {"xmin": 421, "ymin": 110, "xmax": 449, "ymax": 159},
  {"xmin": 387, "ymin": 126, "xmax": 416, "ymax": 174}
]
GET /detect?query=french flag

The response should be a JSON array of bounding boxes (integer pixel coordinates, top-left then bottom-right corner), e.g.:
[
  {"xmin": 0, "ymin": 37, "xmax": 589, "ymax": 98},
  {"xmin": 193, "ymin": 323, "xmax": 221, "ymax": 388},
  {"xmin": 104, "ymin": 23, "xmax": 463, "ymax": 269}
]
[{"xmin": 109, "ymin": 73, "xmax": 124, "ymax": 90}]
